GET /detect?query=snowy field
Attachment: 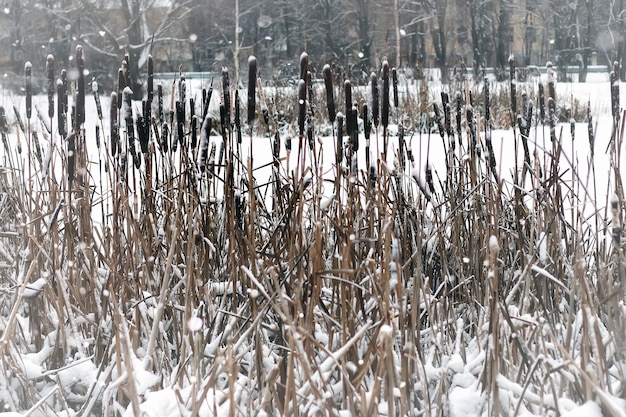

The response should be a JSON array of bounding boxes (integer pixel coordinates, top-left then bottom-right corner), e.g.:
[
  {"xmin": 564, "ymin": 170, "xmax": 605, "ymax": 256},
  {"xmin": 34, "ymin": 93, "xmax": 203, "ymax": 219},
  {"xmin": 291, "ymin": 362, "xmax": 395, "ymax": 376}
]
[{"xmin": 0, "ymin": 72, "xmax": 625, "ymax": 417}]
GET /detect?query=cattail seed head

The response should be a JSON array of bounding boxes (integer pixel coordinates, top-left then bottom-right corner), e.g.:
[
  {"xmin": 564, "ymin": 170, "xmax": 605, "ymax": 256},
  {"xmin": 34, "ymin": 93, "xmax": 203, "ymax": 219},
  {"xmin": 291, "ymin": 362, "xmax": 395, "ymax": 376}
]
[
  {"xmin": 76, "ymin": 45, "xmax": 85, "ymax": 127},
  {"xmin": 370, "ymin": 72, "xmax": 379, "ymax": 128},
  {"xmin": 299, "ymin": 52, "xmax": 309, "ymax": 81},
  {"xmin": 323, "ymin": 65, "xmax": 335, "ymax": 123},
  {"xmin": 221, "ymin": 68, "xmax": 231, "ymax": 125},
  {"xmin": 25, "ymin": 62, "xmax": 32, "ymax": 120},
  {"xmin": 248, "ymin": 55, "xmax": 257, "ymax": 125},
  {"xmin": 392, "ymin": 67, "xmax": 399, "ymax": 108},
  {"xmin": 381, "ymin": 60, "xmax": 390, "ymax": 129},
  {"xmin": 298, "ymin": 79, "xmax": 306, "ymax": 137},
  {"xmin": 344, "ymin": 79, "xmax": 352, "ymax": 116},
  {"xmin": 199, "ymin": 116, "xmax": 212, "ymax": 172},
  {"xmin": 46, "ymin": 55, "xmax": 54, "ymax": 119},
  {"xmin": 147, "ymin": 54, "xmax": 154, "ymax": 102}
]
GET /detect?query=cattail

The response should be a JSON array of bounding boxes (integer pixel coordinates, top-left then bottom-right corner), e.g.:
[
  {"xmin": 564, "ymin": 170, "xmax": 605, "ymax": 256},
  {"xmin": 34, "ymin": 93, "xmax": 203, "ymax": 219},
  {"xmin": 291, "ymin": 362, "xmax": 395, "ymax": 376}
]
[
  {"xmin": 58, "ymin": 80, "xmax": 66, "ymax": 137},
  {"xmin": 349, "ymin": 105, "xmax": 358, "ymax": 151},
  {"xmin": 219, "ymin": 104, "xmax": 227, "ymax": 136},
  {"xmin": 307, "ymin": 71, "xmax": 314, "ymax": 117},
  {"xmin": 158, "ymin": 84, "xmax": 164, "ymax": 127},
  {"xmin": 484, "ymin": 78, "xmax": 491, "ymax": 126},
  {"xmin": 398, "ymin": 124, "xmax": 405, "ymax": 171},
  {"xmin": 92, "ymin": 81, "xmax": 103, "ymax": 121},
  {"xmin": 273, "ymin": 131, "xmax": 280, "ymax": 167},
  {"xmin": 363, "ymin": 104, "xmax": 371, "ymax": 141},
  {"xmin": 392, "ymin": 67, "xmax": 399, "ymax": 108},
  {"xmin": 381, "ymin": 60, "xmax": 390, "ymax": 129},
  {"xmin": 298, "ymin": 79, "xmax": 306, "ymax": 137},
  {"xmin": 95, "ymin": 124, "xmax": 101, "ymax": 150},
  {"xmin": 234, "ymin": 90, "xmax": 242, "ymax": 144},
  {"xmin": 284, "ymin": 134, "xmax": 292, "ymax": 152},
  {"xmin": 122, "ymin": 55, "xmax": 130, "ymax": 87},
  {"xmin": 248, "ymin": 55, "xmax": 257, "ymax": 125},
  {"xmin": 203, "ymin": 81, "xmax": 213, "ymax": 120},
  {"xmin": 222, "ymin": 68, "xmax": 230, "ymax": 125},
  {"xmin": 323, "ymin": 65, "xmax": 336, "ymax": 123},
  {"xmin": 199, "ymin": 116, "xmax": 212, "ymax": 172},
  {"xmin": 611, "ymin": 61, "xmax": 620, "ymax": 123},
  {"xmin": 119, "ymin": 152, "xmax": 127, "ymax": 182},
  {"xmin": 61, "ymin": 69, "xmax": 68, "ymax": 114},
  {"xmin": 13, "ymin": 106, "xmax": 25, "ymax": 135},
  {"xmin": 35, "ymin": 104, "xmax": 51, "ymax": 134},
  {"xmin": 123, "ymin": 86, "xmax": 138, "ymax": 166},
  {"xmin": 336, "ymin": 112, "xmax": 344, "ymax": 165},
  {"xmin": 433, "ymin": 103, "xmax": 444, "ymax": 139},
  {"xmin": 32, "ymin": 131, "xmax": 42, "ymax": 164},
  {"xmin": 538, "ymin": 82, "xmax": 545, "ymax": 122},
  {"xmin": 299, "ymin": 52, "xmax": 309, "ymax": 81},
  {"xmin": 262, "ymin": 108, "xmax": 269, "ymax": 127},
  {"xmin": 207, "ymin": 142, "xmax": 216, "ymax": 178},
  {"xmin": 425, "ymin": 163, "xmax": 435, "ymax": 194},
  {"xmin": 175, "ymin": 100, "xmax": 184, "ymax": 150},
  {"xmin": 138, "ymin": 106, "xmax": 149, "ymax": 154},
  {"xmin": 0, "ymin": 107, "xmax": 7, "ymax": 133},
  {"xmin": 344, "ymin": 79, "xmax": 352, "ymax": 116},
  {"xmin": 467, "ymin": 105, "xmax": 476, "ymax": 150},
  {"xmin": 179, "ymin": 74, "xmax": 186, "ymax": 124},
  {"xmin": 190, "ymin": 97, "xmax": 198, "ymax": 149},
  {"xmin": 234, "ymin": 191, "xmax": 243, "ymax": 229},
  {"xmin": 76, "ymin": 45, "xmax": 85, "ymax": 127},
  {"xmin": 147, "ymin": 54, "xmax": 154, "ymax": 103},
  {"xmin": 67, "ymin": 132, "xmax": 75, "ymax": 183},
  {"xmin": 547, "ymin": 61, "xmax": 556, "ymax": 102},
  {"xmin": 162, "ymin": 123, "xmax": 170, "ymax": 153},
  {"xmin": 611, "ymin": 195, "xmax": 621, "ymax": 245},
  {"xmin": 307, "ymin": 115, "xmax": 314, "ymax": 150},
  {"xmin": 117, "ymin": 68, "xmax": 124, "ymax": 110},
  {"xmin": 548, "ymin": 97, "xmax": 556, "ymax": 142},
  {"xmin": 25, "ymin": 62, "xmax": 32, "ymax": 120},
  {"xmin": 110, "ymin": 92, "xmax": 118, "ymax": 156},
  {"xmin": 588, "ymin": 101, "xmax": 594, "ymax": 156},
  {"xmin": 46, "ymin": 55, "xmax": 54, "ymax": 119},
  {"xmin": 217, "ymin": 141, "xmax": 224, "ymax": 175},
  {"xmin": 455, "ymin": 91, "xmax": 463, "ymax": 146},
  {"xmin": 509, "ymin": 54, "xmax": 516, "ymax": 125},
  {"xmin": 370, "ymin": 72, "xmax": 379, "ymax": 128}
]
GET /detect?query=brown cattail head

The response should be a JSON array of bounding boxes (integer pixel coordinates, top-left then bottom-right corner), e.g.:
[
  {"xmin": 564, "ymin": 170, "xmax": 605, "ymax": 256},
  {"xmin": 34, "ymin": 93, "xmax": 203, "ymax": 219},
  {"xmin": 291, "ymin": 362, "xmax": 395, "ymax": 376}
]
[
  {"xmin": 221, "ymin": 68, "xmax": 231, "ymax": 126},
  {"xmin": 58, "ymin": 80, "xmax": 66, "ymax": 137},
  {"xmin": 110, "ymin": 92, "xmax": 118, "ymax": 156},
  {"xmin": 322, "ymin": 64, "xmax": 335, "ymax": 123},
  {"xmin": 46, "ymin": 55, "xmax": 54, "ymax": 119},
  {"xmin": 344, "ymin": 79, "xmax": 352, "ymax": 116},
  {"xmin": 199, "ymin": 115, "xmax": 212, "ymax": 172},
  {"xmin": 61, "ymin": 69, "xmax": 68, "ymax": 114},
  {"xmin": 392, "ymin": 67, "xmax": 399, "ymax": 108},
  {"xmin": 336, "ymin": 112, "xmax": 344, "ymax": 164},
  {"xmin": 381, "ymin": 60, "xmax": 389, "ymax": 129},
  {"xmin": 299, "ymin": 52, "xmax": 309, "ymax": 81},
  {"xmin": 538, "ymin": 82, "xmax": 545, "ymax": 122},
  {"xmin": 248, "ymin": 55, "xmax": 257, "ymax": 125},
  {"xmin": 24, "ymin": 62, "xmax": 32, "ymax": 120},
  {"xmin": 76, "ymin": 45, "xmax": 85, "ymax": 127},
  {"xmin": 508, "ymin": 54, "xmax": 516, "ymax": 123},
  {"xmin": 363, "ymin": 104, "xmax": 370, "ymax": 141},
  {"xmin": 298, "ymin": 79, "xmax": 306, "ymax": 137},
  {"xmin": 370, "ymin": 72, "xmax": 379, "ymax": 128},
  {"xmin": 117, "ymin": 68, "xmax": 124, "ymax": 109},
  {"xmin": 92, "ymin": 81, "xmax": 103, "ymax": 121},
  {"xmin": 611, "ymin": 61, "xmax": 620, "ymax": 122},
  {"xmin": 147, "ymin": 54, "xmax": 154, "ymax": 102},
  {"xmin": 234, "ymin": 90, "xmax": 242, "ymax": 144}
]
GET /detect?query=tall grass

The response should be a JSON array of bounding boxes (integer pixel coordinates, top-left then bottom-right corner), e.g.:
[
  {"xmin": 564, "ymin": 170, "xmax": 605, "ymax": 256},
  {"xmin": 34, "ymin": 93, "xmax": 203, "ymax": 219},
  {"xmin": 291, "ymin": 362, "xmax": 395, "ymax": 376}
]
[{"xmin": 0, "ymin": 46, "xmax": 624, "ymax": 417}]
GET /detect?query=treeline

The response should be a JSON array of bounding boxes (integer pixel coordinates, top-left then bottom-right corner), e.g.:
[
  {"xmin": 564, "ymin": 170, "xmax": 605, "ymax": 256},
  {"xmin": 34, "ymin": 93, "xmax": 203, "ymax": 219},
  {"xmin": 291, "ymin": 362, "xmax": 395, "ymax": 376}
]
[{"xmin": 1, "ymin": 0, "xmax": 625, "ymax": 90}]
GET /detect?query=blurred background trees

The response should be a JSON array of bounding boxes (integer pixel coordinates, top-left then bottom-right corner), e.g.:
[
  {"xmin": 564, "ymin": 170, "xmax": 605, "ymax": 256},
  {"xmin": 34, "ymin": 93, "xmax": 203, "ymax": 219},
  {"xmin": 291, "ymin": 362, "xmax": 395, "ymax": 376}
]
[{"xmin": 0, "ymin": 0, "xmax": 624, "ymax": 92}]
